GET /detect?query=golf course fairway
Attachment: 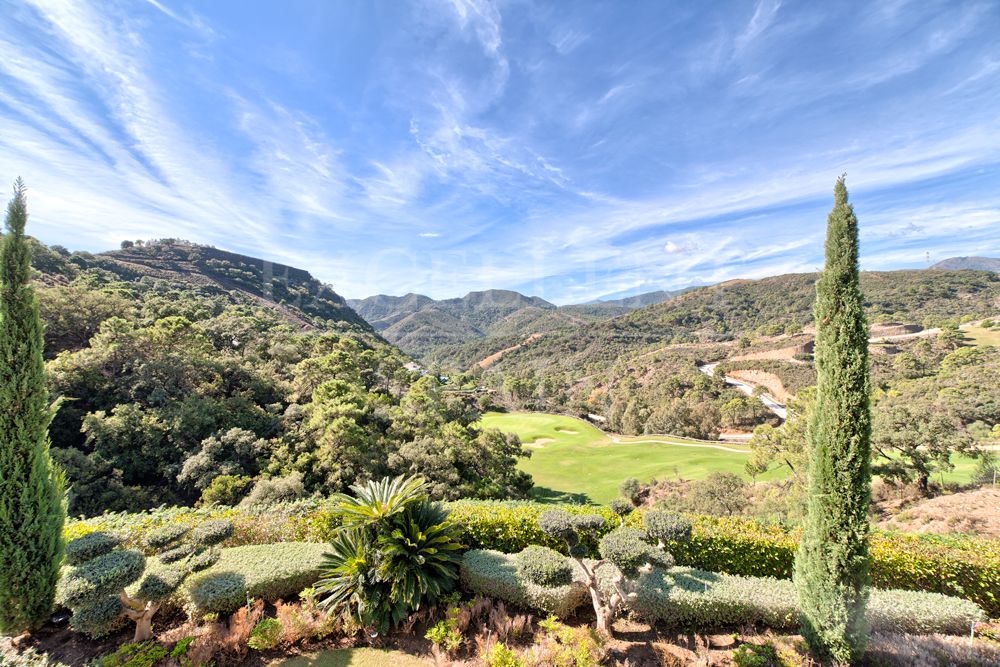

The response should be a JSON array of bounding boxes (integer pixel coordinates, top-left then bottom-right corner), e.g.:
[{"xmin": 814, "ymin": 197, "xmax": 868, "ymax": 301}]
[{"xmin": 478, "ymin": 411, "xmax": 778, "ymax": 504}]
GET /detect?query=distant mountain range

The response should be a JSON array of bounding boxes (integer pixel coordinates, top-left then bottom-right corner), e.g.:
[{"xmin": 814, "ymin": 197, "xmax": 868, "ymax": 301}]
[
  {"xmin": 930, "ymin": 256, "xmax": 1000, "ymax": 272},
  {"xmin": 348, "ymin": 288, "xmax": 682, "ymax": 359},
  {"xmin": 583, "ymin": 287, "xmax": 699, "ymax": 308},
  {"xmin": 30, "ymin": 238, "xmax": 1000, "ymax": 370}
]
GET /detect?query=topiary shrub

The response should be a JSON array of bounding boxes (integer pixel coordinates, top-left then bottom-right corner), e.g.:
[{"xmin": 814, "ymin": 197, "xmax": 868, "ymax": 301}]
[
  {"xmin": 184, "ymin": 542, "xmax": 328, "ymax": 615},
  {"xmin": 65, "ymin": 532, "xmax": 121, "ymax": 566},
  {"xmin": 643, "ymin": 510, "xmax": 692, "ymax": 545},
  {"xmin": 607, "ymin": 565, "xmax": 983, "ymax": 636},
  {"xmin": 460, "ymin": 550, "xmax": 588, "ymax": 619},
  {"xmin": 609, "ymin": 498, "xmax": 634, "ymax": 526},
  {"xmin": 515, "ymin": 546, "xmax": 573, "ymax": 587},
  {"xmin": 537, "ymin": 509, "xmax": 692, "ymax": 636},
  {"xmin": 62, "ymin": 519, "xmax": 233, "ymax": 641}
]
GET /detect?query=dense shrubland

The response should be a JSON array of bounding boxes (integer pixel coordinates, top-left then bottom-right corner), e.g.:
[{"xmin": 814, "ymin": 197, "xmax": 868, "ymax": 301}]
[{"xmin": 23, "ymin": 241, "xmax": 532, "ymax": 516}]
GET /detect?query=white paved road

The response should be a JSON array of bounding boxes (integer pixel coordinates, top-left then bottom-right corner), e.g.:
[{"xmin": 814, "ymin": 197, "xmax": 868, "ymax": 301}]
[{"xmin": 699, "ymin": 362, "xmax": 788, "ymax": 421}]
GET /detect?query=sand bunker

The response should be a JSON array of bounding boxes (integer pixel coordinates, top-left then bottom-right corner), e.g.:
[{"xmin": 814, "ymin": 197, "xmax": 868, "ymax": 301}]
[
  {"xmin": 524, "ymin": 438, "xmax": 555, "ymax": 448},
  {"xmin": 555, "ymin": 427, "xmax": 578, "ymax": 434}
]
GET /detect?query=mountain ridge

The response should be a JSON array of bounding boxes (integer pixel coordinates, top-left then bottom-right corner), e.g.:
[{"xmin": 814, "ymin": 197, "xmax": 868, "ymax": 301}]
[
  {"xmin": 27, "ymin": 238, "xmax": 372, "ymax": 334},
  {"xmin": 930, "ymin": 256, "xmax": 1000, "ymax": 272},
  {"xmin": 348, "ymin": 287, "xmax": 685, "ymax": 359}
]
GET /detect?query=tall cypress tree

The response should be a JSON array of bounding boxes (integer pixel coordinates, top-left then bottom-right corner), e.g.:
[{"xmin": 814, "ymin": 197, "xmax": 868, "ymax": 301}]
[
  {"xmin": 793, "ymin": 176, "xmax": 872, "ymax": 664},
  {"xmin": 0, "ymin": 179, "xmax": 66, "ymax": 634}
]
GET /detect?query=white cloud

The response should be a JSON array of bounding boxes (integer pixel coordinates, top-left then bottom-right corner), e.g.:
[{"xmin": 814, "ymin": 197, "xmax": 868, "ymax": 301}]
[
  {"xmin": 734, "ymin": 0, "xmax": 783, "ymax": 53},
  {"xmin": 2, "ymin": 0, "xmax": 999, "ymax": 303}
]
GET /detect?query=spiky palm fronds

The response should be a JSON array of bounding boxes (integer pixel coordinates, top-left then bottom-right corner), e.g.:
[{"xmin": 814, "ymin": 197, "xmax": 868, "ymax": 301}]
[
  {"xmin": 377, "ymin": 501, "xmax": 462, "ymax": 612},
  {"xmin": 332, "ymin": 474, "xmax": 429, "ymax": 529},
  {"xmin": 316, "ymin": 476, "xmax": 463, "ymax": 635}
]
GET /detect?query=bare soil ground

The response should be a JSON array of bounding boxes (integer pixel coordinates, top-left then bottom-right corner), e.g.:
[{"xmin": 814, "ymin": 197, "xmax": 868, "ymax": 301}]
[
  {"xmin": 878, "ymin": 487, "xmax": 1000, "ymax": 537},
  {"xmin": 726, "ymin": 370, "xmax": 792, "ymax": 403},
  {"xmin": 476, "ymin": 333, "xmax": 544, "ymax": 369},
  {"xmin": 5, "ymin": 608, "xmax": 1000, "ymax": 666},
  {"xmin": 730, "ymin": 341, "xmax": 812, "ymax": 363}
]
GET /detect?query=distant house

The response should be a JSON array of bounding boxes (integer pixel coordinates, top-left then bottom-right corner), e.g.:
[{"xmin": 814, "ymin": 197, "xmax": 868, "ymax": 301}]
[
  {"xmin": 586, "ymin": 413, "xmax": 607, "ymax": 424},
  {"xmin": 403, "ymin": 361, "xmax": 424, "ymax": 374}
]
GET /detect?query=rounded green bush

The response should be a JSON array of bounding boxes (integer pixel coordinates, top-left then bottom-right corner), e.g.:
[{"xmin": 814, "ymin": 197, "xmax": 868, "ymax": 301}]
[
  {"xmin": 538, "ymin": 510, "xmax": 577, "ymax": 542},
  {"xmin": 599, "ymin": 527, "xmax": 673, "ymax": 578},
  {"xmin": 515, "ymin": 546, "xmax": 573, "ymax": 587},
  {"xmin": 609, "ymin": 498, "xmax": 634, "ymax": 518},
  {"xmin": 159, "ymin": 543, "xmax": 196, "ymax": 563},
  {"xmin": 61, "ymin": 549, "xmax": 145, "ymax": 607},
  {"xmin": 145, "ymin": 524, "xmax": 190, "ymax": 550},
  {"xmin": 135, "ymin": 565, "xmax": 187, "ymax": 602},
  {"xmin": 190, "ymin": 520, "xmax": 234, "ymax": 546},
  {"xmin": 572, "ymin": 514, "xmax": 606, "ymax": 533},
  {"xmin": 65, "ymin": 532, "xmax": 121, "ymax": 566},
  {"xmin": 71, "ymin": 594, "xmax": 125, "ymax": 638},
  {"xmin": 187, "ymin": 548, "xmax": 220, "ymax": 572},
  {"xmin": 644, "ymin": 511, "xmax": 692, "ymax": 545}
]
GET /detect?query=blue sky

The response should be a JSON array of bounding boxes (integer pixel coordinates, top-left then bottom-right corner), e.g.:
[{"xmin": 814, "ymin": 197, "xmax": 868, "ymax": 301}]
[{"xmin": 2, "ymin": 0, "xmax": 999, "ymax": 303}]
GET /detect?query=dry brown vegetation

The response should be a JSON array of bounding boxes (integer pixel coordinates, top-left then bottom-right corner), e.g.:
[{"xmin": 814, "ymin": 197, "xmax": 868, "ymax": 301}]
[{"xmin": 878, "ymin": 487, "xmax": 1000, "ymax": 538}]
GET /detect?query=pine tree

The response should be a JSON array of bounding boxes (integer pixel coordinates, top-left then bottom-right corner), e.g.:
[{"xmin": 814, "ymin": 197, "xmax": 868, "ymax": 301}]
[
  {"xmin": 793, "ymin": 176, "xmax": 872, "ymax": 664},
  {"xmin": 0, "ymin": 179, "xmax": 66, "ymax": 634}
]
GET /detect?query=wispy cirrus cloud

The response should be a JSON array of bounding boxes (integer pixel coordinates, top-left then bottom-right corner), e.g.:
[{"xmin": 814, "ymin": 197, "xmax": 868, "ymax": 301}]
[{"xmin": 1, "ymin": 0, "xmax": 999, "ymax": 303}]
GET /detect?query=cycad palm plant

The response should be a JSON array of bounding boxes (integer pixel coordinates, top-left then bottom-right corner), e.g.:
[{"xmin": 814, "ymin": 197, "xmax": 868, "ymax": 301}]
[{"xmin": 316, "ymin": 475, "xmax": 463, "ymax": 634}]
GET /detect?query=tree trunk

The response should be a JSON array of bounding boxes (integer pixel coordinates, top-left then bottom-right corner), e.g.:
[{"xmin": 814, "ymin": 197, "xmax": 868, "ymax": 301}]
[
  {"xmin": 133, "ymin": 612, "xmax": 155, "ymax": 642},
  {"xmin": 918, "ymin": 472, "xmax": 930, "ymax": 495},
  {"xmin": 119, "ymin": 592, "xmax": 159, "ymax": 642},
  {"xmin": 576, "ymin": 558, "xmax": 616, "ymax": 638}
]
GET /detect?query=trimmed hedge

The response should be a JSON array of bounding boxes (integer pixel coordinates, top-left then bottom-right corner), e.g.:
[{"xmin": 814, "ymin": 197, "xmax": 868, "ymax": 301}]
[
  {"xmin": 447, "ymin": 502, "xmax": 1000, "ymax": 618},
  {"xmin": 65, "ymin": 501, "xmax": 342, "ymax": 551},
  {"xmin": 594, "ymin": 566, "xmax": 983, "ymax": 636},
  {"xmin": 465, "ymin": 550, "xmax": 983, "ymax": 636},
  {"xmin": 66, "ymin": 500, "xmax": 1000, "ymax": 616},
  {"xmin": 461, "ymin": 550, "xmax": 588, "ymax": 619},
  {"xmin": 183, "ymin": 542, "xmax": 328, "ymax": 615}
]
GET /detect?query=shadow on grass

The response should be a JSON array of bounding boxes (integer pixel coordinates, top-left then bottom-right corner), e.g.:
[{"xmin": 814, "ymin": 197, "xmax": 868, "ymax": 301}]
[{"xmin": 530, "ymin": 486, "xmax": 592, "ymax": 505}]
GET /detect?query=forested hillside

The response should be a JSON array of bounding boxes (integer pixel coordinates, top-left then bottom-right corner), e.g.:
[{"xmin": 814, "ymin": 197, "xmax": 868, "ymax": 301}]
[
  {"xmin": 472, "ymin": 269, "xmax": 1000, "ymax": 440},
  {"xmin": 25, "ymin": 239, "xmax": 531, "ymax": 517}
]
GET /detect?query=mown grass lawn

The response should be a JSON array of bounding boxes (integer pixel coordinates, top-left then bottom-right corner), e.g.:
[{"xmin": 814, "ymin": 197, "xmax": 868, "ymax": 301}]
[
  {"xmin": 480, "ymin": 411, "xmax": 978, "ymax": 504},
  {"xmin": 274, "ymin": 648, "xmax": 431, "ymax": 666},
  {"xmin": 479, "ymin": 411, "xmax": 781, "ymax": 504}
]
